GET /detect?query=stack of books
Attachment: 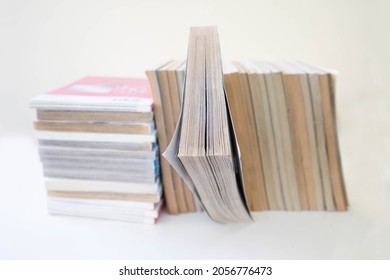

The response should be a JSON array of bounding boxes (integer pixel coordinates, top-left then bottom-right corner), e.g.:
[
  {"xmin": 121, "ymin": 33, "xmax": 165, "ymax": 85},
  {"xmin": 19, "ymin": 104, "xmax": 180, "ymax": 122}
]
[
  {"xmin": 147, "ymin": 27, "xmax": 348, "ymax": 215},
  {"xmin": 29, "ymin": 77, "xmax": 163, "ymax": 224}
]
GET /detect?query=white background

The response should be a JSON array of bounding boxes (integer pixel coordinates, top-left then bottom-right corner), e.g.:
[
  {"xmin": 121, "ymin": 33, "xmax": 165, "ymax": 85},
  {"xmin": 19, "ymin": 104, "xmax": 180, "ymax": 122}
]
[{"xmin": 0, "ymin": 0, "xmax": 390, "ymax": 259}]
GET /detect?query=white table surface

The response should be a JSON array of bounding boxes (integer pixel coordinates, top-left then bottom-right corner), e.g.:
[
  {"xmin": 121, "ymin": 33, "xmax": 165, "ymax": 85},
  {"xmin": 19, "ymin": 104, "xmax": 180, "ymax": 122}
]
[{"xmin": 1, "ymin": 93, "xmax": 389, "ymax": 259}]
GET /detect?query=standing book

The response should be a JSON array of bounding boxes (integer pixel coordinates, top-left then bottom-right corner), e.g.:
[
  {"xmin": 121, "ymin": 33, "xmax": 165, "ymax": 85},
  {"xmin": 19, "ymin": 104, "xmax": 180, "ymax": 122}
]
[{"xmin": 163, "ymin": 26, "xmax": 252, "ymax": 223}]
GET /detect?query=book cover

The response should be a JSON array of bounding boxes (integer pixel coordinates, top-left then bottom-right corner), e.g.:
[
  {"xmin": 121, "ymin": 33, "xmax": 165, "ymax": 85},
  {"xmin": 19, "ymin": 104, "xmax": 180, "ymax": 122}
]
[{"xmin": 30, "ymin": 77, "xmax": 153, "ymax": 112}]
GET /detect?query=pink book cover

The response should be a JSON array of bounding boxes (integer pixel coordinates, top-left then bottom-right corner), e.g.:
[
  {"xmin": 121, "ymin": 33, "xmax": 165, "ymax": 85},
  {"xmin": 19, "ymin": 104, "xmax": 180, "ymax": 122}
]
[
  {"xmin": 49, "ymin": 76, "xmax": 152, "ymax": 99},
  {"xmin": 30, "ymin": 77, "xmax": 154, "ymax": 112}
]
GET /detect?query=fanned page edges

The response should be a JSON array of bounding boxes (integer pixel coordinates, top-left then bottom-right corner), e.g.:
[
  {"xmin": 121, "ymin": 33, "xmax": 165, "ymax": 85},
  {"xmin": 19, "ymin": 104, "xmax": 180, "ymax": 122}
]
[{"xmin": 163, "ymin": 26, "xmax": 252, "ymax": 223}]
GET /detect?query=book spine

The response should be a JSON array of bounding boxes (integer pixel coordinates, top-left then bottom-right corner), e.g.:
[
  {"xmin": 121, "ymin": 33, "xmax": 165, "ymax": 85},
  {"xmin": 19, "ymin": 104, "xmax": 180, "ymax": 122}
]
[
  {"xmin": 146, "ymin": 67, "xmax": 179, "ymax": 215},
  {"xmin": 284, "ymin": 74, "xmax": 316, "ymax": 210},
  {"xmin": 165, "ymin": 64, "xmax": 189, "ymax": 213},
  {"xmin": 319, "ymin": 74, "xmax": 347, "ymax": 211},
  {"xmin": 171, "ymin": 63, "xmax": 197, "ymax": 213},
  {"xmin": 299, "ymin": 74, "xmax": 325, "ymax": 210}
]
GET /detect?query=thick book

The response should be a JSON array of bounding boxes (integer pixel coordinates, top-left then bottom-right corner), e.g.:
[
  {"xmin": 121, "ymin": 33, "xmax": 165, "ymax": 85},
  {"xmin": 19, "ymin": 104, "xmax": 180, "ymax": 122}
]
[{"xmin": 163, "ymin": 26, "xmax": 252, "ymax": 223}]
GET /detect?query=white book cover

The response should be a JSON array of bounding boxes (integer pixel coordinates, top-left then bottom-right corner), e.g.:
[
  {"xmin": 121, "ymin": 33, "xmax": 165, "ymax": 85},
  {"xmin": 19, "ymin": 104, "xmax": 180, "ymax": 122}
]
[
  {"xmin": 48, "ymin": 199, "xmax": 163, "ymax": 217},
  {"xmin": 35, "ymin": 130, "xmax": 157, "ymax": 143},
  {"xmin": 45, "ymin": 177, "xmax": 161, "ymax": 194},
  {"xmin": 48, "ymin": 199, "xmax": 164, "ymax": 224}
]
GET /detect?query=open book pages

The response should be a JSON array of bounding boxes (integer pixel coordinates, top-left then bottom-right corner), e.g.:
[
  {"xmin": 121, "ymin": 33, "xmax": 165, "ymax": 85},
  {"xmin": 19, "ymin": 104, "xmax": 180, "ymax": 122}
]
[{"xmin": 163, "ymin": 26, "xmax": 252, "ymax": 223}]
